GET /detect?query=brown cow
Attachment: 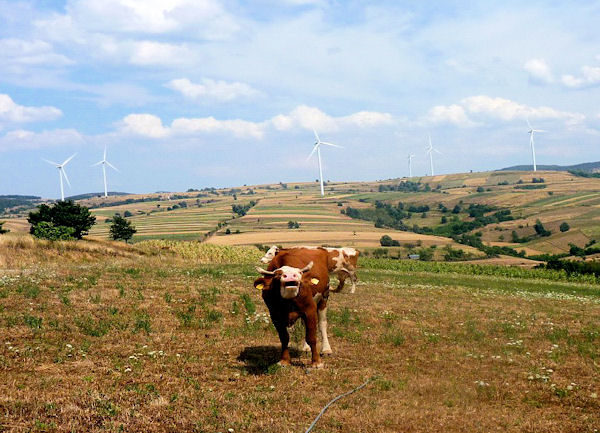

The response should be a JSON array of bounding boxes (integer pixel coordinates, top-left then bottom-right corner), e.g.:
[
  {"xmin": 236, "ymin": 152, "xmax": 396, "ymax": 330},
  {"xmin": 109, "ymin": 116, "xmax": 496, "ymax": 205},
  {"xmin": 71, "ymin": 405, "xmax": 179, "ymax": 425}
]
[
  {"xmin": 260, "ymin": 245, "xmax": 360, "ymax": 293},
  {"xmin": 254, "ymin": 248, "xmax": 332, "ymax": 368}
]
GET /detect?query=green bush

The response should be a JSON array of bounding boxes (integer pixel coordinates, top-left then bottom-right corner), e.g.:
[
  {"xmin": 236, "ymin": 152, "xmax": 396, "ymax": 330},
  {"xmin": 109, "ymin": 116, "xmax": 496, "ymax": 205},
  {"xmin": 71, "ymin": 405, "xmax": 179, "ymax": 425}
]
[
  {"xmin": 28, "ymin": 200, "xmax": 95, "ymax": 240},
  {"xmin": 380, "ymin": 235, "xmax": 400, "ymax": 247},
  {"xmin": 109, "ymin": 214, "xmax": 136, "ymax": 242},
  {"xmin": 560, "ymin": 222, "xmax": 570, "ymax": 232},
  {"xmin": 31, "ymin": 221, "xmax": 75, "ymax": 241},
  {"xmin": 0, "ymin": 221, "xmax": 8, "ymax": 234}
]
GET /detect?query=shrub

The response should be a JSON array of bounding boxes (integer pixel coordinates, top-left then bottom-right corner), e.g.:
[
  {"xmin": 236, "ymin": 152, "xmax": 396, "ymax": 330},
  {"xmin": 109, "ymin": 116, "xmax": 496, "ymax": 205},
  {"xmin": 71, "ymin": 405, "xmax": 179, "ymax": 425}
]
[
  {"xmin": 31, "ymin": 221, "xmax": 75, "ymax": 241},
  {"xmin": 109, "ymin": 215, "xmax": 137, "ymax": 243},
  {"xmin": 28, "ymin": 200, "xmax": 96, "ymax": 240},
  {"xmin": 0, "ymin": 221, "xmax": 8, "ymax": 234},
  {"xmin": 287, "ymin": 221, "xmax": 300, "ymax": 229},
  {"xmin": 380, "ymin": 235, "xmax": 400, "ymax": 247},
  {"xmin": 560, "ymin": 222, "xmax": 570, "ymax": 232},
  {"xmin": 534, "ymin": 219, "xmax": 551, "ymax": 237}
]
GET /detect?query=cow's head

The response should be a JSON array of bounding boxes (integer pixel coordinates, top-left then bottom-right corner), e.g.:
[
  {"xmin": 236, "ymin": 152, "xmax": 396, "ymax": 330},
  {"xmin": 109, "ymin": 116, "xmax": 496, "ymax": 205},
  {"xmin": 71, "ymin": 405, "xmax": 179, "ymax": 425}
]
[
  {"xmin": 260, "ymin": 245, "xmax": 280, "ymax": 264},
  {"xmin": 254, "ymin": 262, "xmax": 313, "ymax": 299}
]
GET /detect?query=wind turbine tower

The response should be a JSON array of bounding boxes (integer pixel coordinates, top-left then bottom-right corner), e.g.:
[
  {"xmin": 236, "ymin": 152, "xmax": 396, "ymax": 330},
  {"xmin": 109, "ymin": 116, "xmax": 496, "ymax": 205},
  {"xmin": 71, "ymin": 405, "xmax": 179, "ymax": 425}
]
[
  {"xmin": 527, "ymin": 118, "xmax": 546, "ymax": 172},
  {"xmin": 92, "ymin": 145, "xmax": 119, "ymax": 197},
  {"xmin": 44, "ymin": 154, "xmax": 76, "ymax": 201},
  {"xmin": 307, "ymin": 129, "xmax": 342, "ymax": 196},
  {"xmin": 407, "ymin": 153, "xmax": 415, "ymax": 178},
  {"xmin": 426, "ymin": 135, "xmax": 442, "ymax": 176}
]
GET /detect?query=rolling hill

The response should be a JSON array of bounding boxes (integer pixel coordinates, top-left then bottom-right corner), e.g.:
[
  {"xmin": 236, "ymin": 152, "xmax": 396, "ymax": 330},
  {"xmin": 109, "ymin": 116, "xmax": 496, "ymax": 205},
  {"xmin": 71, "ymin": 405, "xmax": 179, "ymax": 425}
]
[
  {"xmin": 5, "ymin": 169, "xmax": 600, "ymax": 262},
  {"xmin": 499, "ymin": 161, "xmax": 600, "ymax": 173}
]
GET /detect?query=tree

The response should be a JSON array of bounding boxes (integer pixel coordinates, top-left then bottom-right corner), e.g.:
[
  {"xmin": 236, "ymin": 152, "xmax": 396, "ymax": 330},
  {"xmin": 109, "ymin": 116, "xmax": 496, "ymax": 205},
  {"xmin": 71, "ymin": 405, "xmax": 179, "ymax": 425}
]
[
  {"xmin": 109, "ymin": 214, "xmax": 136, "ymax": 243},
  {"xmin": 380, "ymin": 235, "xmax": 400, "ymax": 247},
  {"xmin": 123, "ymin": 210, "xmax": 133, "ymax": 217},
  {"xmin": 534, "ymin": 219, "xmax": 551, "ymax": 237},
  {"xmin": 0, "ymin": 221, "xmax": 8, "ymax": 234},
  {"xmin": 559, "ymin": 222, "xmax": 570, "ymax": 232},
  {"xmin": 287, "ymin": 220, "xmax": 300, "ymax": 229},
  {"xmin": 28, "ymin": 200, "xmax": 96, "ymax": 240}
]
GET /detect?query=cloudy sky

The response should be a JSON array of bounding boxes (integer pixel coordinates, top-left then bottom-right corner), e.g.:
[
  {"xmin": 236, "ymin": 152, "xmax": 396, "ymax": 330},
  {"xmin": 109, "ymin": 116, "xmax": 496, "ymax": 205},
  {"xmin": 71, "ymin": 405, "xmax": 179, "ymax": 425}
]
[{"xmin": 1, "ymin": 0, "xmax": 599, "ymax": 198}]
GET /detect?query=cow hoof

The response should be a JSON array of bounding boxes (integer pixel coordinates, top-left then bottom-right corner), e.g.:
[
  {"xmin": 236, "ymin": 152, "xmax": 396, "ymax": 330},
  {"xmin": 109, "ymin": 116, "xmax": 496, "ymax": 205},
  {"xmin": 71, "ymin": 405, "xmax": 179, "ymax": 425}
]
[
  {"xmin": 321, "ymin": 348, "xmax": 333, "ymax": 355},
  {"xmin": 277, "ymin": 360, "xmax": 290, "ymax": 367},
  {"xmin": 309, "ymin": 361, "xmax": 324, "ymax": 369}
]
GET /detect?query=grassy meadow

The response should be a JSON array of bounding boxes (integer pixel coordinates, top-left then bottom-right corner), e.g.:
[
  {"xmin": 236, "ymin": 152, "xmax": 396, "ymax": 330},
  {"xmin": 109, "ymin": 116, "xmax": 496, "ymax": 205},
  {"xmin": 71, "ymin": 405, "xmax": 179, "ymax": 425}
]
[{"xmin": 1, "ymin": 236, "xmax": 599, "ymax": 432}]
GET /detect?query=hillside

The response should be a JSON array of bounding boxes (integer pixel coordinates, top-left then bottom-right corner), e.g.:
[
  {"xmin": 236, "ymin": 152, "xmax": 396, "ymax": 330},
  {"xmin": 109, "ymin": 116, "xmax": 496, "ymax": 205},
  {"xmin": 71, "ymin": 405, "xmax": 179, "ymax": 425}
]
[
  {"xmin": 500, "ymin": 161, "xmax": 600, "ymax": 173},
  {"xmin": 5, "ymin": 169, "xmax": 600, "ymax": 261}
]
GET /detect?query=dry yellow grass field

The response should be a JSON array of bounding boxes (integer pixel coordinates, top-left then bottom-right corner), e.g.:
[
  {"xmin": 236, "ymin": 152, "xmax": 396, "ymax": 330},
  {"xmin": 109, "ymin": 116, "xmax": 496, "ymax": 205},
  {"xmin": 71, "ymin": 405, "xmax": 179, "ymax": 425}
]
[{"xmin": 0, "ymin": 238, "xmax": 598, "ymax": 432}]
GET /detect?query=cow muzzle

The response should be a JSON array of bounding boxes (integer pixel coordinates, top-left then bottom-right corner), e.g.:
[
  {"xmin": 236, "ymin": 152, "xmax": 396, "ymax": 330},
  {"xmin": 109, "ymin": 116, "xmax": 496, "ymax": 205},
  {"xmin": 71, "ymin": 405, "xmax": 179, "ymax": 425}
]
[
  {"xmin": 280, "ymin": 281, "xmax": 300, "ymax": 299},
  {"xmin": 280, "ymin": 270, "xmax": 302, "ymax": 298}
]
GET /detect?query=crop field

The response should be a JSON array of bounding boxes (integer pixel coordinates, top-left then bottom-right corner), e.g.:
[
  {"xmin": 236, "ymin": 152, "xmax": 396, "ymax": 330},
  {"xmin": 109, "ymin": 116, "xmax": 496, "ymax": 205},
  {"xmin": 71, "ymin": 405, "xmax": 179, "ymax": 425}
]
[
  {"xmin": 0, "ymin": 237, "xmax": 599, "ymax": 432},
  {"xmin": 5, "ymin": 169, "xmax": 600, "ymax": 259}
]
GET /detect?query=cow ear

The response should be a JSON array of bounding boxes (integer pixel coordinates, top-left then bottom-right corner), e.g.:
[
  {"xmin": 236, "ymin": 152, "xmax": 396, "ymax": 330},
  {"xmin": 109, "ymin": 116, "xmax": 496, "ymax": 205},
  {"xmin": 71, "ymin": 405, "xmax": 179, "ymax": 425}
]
[{"xmin": 254, "ymin": 277, "xmax": 269, "ymax": 290}]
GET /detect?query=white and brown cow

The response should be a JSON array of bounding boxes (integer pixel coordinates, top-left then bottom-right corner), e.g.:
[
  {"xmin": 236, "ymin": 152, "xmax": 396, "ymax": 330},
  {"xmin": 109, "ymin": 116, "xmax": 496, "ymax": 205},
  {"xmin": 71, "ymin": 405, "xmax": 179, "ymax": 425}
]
[
  {"xmin": 254, "ymin": 247, "xmax": 332, "ymax": 368},
  {"xmin": 261, "ymin": 245, "xmax": 360, "ymax": 293}
]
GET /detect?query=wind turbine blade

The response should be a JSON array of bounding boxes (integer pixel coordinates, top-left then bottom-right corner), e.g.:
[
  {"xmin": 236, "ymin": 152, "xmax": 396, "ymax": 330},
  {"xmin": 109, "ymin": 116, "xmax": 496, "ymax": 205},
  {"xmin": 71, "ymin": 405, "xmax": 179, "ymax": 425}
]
[
  {"xmin": 307, "ymin": 144, "xmax": 319, "ymax": 161},
  {"xmin": 526, "ymin": 117, "xmax": 532, "ymax": 130},
  {"xmin": 61, "ymin": 153, "xmax": 76, "ymax": 166},
  {"xmin": 43, "ymin": 158, "xmax": 59, "ymax": 166},
  {"xmin": 534, "ymin": 129, "xmax": 547, "ymax": 133},
  {"xmin": 61, "ymin": 168, "xmax": 72, "ymax": 188},
  {"xmin": 91, "ymin": 160, "xmax": 104, "ymax": 167},
  {"xmin": 105, "ymin": 161, "xmax": 119, "ymax": 172},
  {"xmin": 320, "ymin": 141, "xmax": 343, "ymax": 148},
  {"xmin": 312, "ymin": 128, "xmax": 320, "ymax": 143},
  {"xmin": 434, "ymin": 148, "xmax": 443, "ymax": 155},
  {"xmin": 103, "ymin": 145, "xmax": 107, "ymax": 161}
]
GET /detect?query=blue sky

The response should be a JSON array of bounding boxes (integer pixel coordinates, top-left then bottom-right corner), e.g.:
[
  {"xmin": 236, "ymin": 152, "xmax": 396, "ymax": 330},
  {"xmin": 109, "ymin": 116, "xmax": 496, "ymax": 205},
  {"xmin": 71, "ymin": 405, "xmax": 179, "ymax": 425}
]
[{"xmin": 1, "ymin": 0, "xmax": 599, "ymax": 198}]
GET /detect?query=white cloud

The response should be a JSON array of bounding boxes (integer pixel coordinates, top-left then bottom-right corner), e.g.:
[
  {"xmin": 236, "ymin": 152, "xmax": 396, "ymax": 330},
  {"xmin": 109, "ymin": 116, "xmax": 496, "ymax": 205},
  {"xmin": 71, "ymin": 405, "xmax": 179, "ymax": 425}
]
[
  {"xmin": 0, "ymin": 38, "xmax": 74, "ymax": 67},
  {"xmin": 428, "ymin": 104, "xmax": 475, "ymax": 127},
  {"xmin": 171, "ymin": 117, "xmax": 264, "ymax": 139},
  {"xmin": 0, "ymin": 94, "xmax": 62, "ymax": 123},
  {"xmin": 0, "ymin": 128, "xmax": 83, "ymax": 151},
  {"xmin": 117, "ymin": 105, "xmax": 394, "ymax": 140},
  {"xmin": 129, "ymin": 41, "xmax": 196, "ymax": 66},
  {"xmin": 166, "ymin": 78, "xmax": 261, "ymax": 102},
  {"xmin": 524, "ymin": 58, "xmax": 553, "ymax": 84},
  {"xmin": 561, "ymin": 65, "xmax": 600, "ymax": 89},
  {"xmin": 269, "ymin": 105, "xmax": 393, "ymax": 132},
  {"xmin": 460, "ymin": 95, "xmax": 585, "ymax": 125},
  {"xmin": 36, "ymin": 0, "xmax": 239, "ymax": 41},
  {"xmin": 120, "ymin": 114, "xmax": 169, "ymax": 138}
]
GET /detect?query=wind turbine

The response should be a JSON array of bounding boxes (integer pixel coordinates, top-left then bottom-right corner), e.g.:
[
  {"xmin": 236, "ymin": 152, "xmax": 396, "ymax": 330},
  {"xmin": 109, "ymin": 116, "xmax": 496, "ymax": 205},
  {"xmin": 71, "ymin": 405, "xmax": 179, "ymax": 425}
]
[
  {"xmin": 92, "ymin": 145, "xmax": 119, "ymax": 197},
  {"xmin": 307, "ymin": 129, "xmax": 342, "ymax": 196},
  {"xmin": 43, "ymin": 154, "xmax": 76, "ymax": 201},
  {"xmin": 527, "ymin": 118, "xmax": 546, "ymax": 172},
  {"xmin": 407, "ymin": 153, "xmax": 415, "ymax": 178},
  {"xmin": 426, "ymin": 134, "xmax": 442, "ymax": 176}
]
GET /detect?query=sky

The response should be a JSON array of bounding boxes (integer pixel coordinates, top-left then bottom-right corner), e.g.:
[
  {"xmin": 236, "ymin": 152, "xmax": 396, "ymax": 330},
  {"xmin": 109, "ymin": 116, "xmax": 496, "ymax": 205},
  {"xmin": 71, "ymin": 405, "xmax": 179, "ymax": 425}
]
[{"xmin": 1, "ymin": 0, "xmax": 599, "ymax": 198}]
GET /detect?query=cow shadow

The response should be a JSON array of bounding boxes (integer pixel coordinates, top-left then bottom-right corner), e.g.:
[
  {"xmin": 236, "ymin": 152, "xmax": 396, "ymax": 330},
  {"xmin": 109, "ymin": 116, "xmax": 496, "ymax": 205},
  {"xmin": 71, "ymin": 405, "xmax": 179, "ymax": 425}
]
[{"xmin": 237, "ymin": 345, "xmax": 301, "ymax": 375}]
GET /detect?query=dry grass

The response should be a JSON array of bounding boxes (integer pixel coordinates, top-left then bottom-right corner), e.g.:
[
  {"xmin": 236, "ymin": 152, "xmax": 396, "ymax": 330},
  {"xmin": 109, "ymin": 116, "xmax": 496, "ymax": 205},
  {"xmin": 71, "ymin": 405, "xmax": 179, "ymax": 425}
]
[
  {"xmin": 0, "ymin": 233, "xmax": 144, "ymax": 268},
  {"xmin": 0, "ymin": 241, "xmax": 598, "ymax": 432}
]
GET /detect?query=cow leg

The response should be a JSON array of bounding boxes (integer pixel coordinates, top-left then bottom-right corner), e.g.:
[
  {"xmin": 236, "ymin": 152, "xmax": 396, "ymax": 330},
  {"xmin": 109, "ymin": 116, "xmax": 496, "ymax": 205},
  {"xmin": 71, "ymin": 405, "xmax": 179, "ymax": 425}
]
[
  {"xmin": 303, "ymin": 309, "xmax": 322, "ymax": 368},
  {"xmin": 332, "ymin": 270, "xmax": 346, "ymax": 292},
  {"xmin": 318, "ymin": 305, "xmax": 332, "ymax": 354},
  {"xmin": 349, "ymin": 270, "xmax": 358, "ymax": 294},
  {"xmin": 273, "ymin": 320, "xmax": 291, "ymax": 366}
]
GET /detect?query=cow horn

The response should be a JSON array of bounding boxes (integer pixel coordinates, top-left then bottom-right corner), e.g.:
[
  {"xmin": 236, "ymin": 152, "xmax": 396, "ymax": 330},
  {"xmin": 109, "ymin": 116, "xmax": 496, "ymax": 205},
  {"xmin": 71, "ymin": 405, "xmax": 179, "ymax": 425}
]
[
  {"xmin": 300, "ymin": 261, "xmax": 314, "ymax": 273},
  {"xmin": 256, "ymin": 266, "xmax": 276, "ymax": 275}
]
